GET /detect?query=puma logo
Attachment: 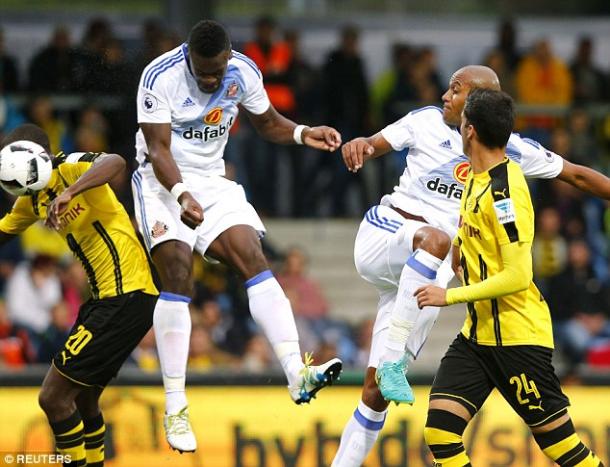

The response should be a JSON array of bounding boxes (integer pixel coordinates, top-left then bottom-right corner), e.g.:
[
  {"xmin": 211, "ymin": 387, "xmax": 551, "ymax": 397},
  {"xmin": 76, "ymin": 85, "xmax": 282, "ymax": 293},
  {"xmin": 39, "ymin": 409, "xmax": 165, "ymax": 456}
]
[
  {"xmin": 494, "ymin": 188, "xmax": 507, "ymax": 198},
  {"xmin": 61, "ymin": 350, "xmax": 72, "ymax": 365},
  {"xmin": 528, "ymin": 402, "xmax": 544, "ymax": 412}
]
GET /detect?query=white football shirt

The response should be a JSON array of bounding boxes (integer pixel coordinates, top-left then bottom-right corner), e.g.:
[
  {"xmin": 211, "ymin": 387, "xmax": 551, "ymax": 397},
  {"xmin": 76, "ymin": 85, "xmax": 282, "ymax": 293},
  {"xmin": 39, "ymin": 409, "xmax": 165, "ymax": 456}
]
[
  {"xmin": 380, "ymin": 106, "xmax": 564, "ymax": 239},
  {"xmin": 136, "ymin": 45, "xmax": 270, "ymax": 176}
]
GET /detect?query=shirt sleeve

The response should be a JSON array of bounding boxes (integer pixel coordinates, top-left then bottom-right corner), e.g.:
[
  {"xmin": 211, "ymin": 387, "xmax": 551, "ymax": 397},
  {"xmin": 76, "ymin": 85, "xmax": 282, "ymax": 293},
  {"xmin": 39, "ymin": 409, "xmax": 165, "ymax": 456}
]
[
  {"xmin": 0, "ymin": 196, "xmax": 38, "ymax": 235},
  {"xmin": 58, "ymin": 152, "xmax": 102, "ymax": 184},
  {"xmin": 137, "ymin": 74, "xmax": 172, "ymax": 124},
  {"xmin": 380, "ymin": 112, "xmax": 417, "ymax": 151},
  {"xmin": 239, "ymin": 60, "xmax": 271, "ymax": 115},
  {"xmin": 489, "ymin": 166, "xmax": 535, "ymax": 246},
  {"xmin": 511, "ymin": 134, "xmax": 564, "ymax": 179},
  {"xmin": 446, "ymin": 241, "xmax": 533, "ymax": 304}
]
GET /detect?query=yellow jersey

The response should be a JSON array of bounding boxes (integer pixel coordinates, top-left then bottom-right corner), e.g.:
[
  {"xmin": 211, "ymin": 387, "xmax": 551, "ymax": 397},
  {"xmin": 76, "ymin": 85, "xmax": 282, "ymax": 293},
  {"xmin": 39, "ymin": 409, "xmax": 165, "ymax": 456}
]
[
  {"xmin": 0, "ymin": 152, "xmax": 157, "ymax": 299},
  {"xmin": 457, "ymin": 158, "xmax": 553, "ymax": 348}
]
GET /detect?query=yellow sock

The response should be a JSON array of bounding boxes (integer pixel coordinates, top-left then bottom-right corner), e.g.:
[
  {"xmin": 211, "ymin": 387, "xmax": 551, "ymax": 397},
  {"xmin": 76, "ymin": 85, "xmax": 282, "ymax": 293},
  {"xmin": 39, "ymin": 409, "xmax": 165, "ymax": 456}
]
[
  {"xmin": 50, "ymin": 411, "xmax": 87, "ymax": 466},
  {"xmin": 534, "ymin": 419, "xmax": 604, "ymax": 466},
  {"xmin": 424, "ymin": 409, "xmax": 471, "ymax": 467},
  {"xmin": 84, "ymin": 413, "xmax": 105, "ymax": 467}
]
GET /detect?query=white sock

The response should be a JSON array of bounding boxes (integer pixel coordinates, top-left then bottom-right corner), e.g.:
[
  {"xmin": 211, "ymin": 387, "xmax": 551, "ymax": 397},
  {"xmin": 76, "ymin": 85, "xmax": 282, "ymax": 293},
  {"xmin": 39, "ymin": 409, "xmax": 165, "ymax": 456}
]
[
  {"xmin": 382, "ymin": 249, "xmax": 443, "ymax": 363},
  {"xmin": 246, "ymin": 270, "xmax": 303, "ymax": 386},
  {"xmin": 153, "ymin": 292, "xmax": 192, "ymax": 415},
  {"xmin": 332, "ymin": 400, "xmax": 387, "ymax": 467}
]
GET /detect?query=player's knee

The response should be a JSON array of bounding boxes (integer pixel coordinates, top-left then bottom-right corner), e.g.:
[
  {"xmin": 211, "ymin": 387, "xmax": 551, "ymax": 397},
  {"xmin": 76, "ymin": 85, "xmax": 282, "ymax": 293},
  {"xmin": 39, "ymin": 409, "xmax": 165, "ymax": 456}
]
[
  {"xmin": 234, "ymin": 245, "xmax": 269, "ymax": 279},
  {"xmin": 38, "ymin": 386, "xmax": 69, "ymax": 416},
  {"xmin": 414, "ymin": 227, "xmax": 451, "ymax": 260},
  {"xmin": 38, "ymin": 388, "xmax": 52, "ymax": 413},
  {"xmin": 160, "ymin": 260, "xmax": 192, "ymax": 294}
]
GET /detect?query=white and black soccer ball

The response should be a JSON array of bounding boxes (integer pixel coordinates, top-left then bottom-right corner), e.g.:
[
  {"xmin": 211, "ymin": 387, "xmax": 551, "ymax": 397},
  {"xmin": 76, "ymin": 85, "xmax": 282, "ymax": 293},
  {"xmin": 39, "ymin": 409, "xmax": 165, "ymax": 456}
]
[{"xmin": 0, "ymin": 140, "xmax": 53, "ymax": 196}]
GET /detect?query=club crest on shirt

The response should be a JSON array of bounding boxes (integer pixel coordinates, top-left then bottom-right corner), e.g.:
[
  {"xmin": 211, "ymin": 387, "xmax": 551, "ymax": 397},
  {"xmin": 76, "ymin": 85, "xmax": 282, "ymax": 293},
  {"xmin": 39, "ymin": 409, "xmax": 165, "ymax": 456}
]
[
  {"xmin": 226, "ymin": 82, "xmax": 239, "ymax": 98},
  {"xmin": 203, "ymin": 107, "xmax": 223, "ymax": 125},
  {"xmin": 151, "ymin": 221, "xmax": 169, "ymax": 238},
  {"xmin": 453, "ymin": 161, "xmax": 470, "ymax": 185}
]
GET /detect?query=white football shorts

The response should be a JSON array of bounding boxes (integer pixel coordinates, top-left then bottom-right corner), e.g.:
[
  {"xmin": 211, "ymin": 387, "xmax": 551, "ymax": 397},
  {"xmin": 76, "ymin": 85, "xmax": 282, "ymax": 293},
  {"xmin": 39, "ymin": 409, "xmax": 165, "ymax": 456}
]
[
  {"xmin": 353, "ymin": 205, "xmax": 454, "ymax": 367},
  {"xmin": 131, "ymin": 164, "xmax": 266, "ymax": 256}
]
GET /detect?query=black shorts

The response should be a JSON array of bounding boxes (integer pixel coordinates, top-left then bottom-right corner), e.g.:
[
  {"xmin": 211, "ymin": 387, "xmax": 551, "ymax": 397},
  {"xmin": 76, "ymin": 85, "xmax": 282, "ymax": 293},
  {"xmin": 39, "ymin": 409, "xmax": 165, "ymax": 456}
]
[
  {"xmin": 53, "ymin": 291, "xmax": 156, "ymax": 387},
  {"xmin": 430, "ymin": 333, "xmax": 570, "ymax": 426}
]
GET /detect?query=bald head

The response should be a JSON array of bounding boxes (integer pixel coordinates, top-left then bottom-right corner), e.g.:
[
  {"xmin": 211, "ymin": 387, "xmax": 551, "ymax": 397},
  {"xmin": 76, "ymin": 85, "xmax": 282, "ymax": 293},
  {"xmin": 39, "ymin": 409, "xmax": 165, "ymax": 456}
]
[
  {"xmin": 441, "ymin": 65, "xmax": 502, "ymax": 126},
  {"xmin": 454, "ymin": 65, "xmax": 501, "ymax": 91}
]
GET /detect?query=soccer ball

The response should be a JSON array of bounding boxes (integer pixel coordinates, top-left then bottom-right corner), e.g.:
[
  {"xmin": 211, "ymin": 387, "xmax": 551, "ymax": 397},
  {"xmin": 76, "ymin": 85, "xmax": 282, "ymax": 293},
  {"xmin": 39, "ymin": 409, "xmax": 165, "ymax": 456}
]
[{"xmin": 0, "ymin": 140, "xmax": 53, "ymax": 196}]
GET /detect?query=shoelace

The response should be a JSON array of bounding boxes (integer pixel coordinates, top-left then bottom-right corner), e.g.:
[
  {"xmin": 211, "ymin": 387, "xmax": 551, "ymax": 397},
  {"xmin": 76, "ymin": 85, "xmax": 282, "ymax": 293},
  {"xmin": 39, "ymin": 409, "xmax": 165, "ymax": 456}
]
[
  {"xmin": 167, "ymin": 409, "xmax": 191, "ymax": 435},
  {"xmin": 299, "ymin": 352, "xmax": 321, "ymax": 385},
  {"xmin": 381, "ymin": 361, "xmax": 407, "ymax": 389}
]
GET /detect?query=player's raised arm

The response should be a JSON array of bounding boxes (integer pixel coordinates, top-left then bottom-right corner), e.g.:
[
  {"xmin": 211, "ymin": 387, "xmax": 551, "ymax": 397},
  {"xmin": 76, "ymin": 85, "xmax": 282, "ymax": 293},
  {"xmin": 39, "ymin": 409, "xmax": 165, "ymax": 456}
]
[
  {"xmin": 140, "ymin": 122, "xmax": 203, "ymax": 229},
  {"xmin": 341, "ymin": 132, "xmax": 393, "ymax": 173},
  {"xmin": 557, "ymin": 159, "xmax": 610, "ymax": 199},
  {"xmin": 245, "ymin": 104, "xmax": 342, "ymax": 152},
  {"xmin": 515, "ymin": 133, "xmax": 610, "ymax": 200},
  {"xmin": 45, "ymin": 153, "xmax": 126, "ymax": 230}
]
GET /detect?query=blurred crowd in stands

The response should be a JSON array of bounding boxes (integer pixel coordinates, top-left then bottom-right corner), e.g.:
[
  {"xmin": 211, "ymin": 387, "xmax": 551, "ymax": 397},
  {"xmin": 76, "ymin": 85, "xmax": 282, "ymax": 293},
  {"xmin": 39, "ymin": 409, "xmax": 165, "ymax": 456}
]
[{"xmin": 0, "ymin": 16, "xmax": 609, "ymax": 376}]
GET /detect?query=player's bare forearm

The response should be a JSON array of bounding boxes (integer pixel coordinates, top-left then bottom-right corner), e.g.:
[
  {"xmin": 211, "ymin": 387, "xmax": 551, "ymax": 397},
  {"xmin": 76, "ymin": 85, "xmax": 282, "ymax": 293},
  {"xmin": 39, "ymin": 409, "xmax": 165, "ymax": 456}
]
[
  {"xmin": 247, "ymin": 105, "xmax": 298, "ymax": 144},
  {"xmin": 65, "ymin": 154, "xmax": 126, "ymax": 198},
  {"xmin": 46, "ymin": 154, "xmax": 126, "ymax": 230},
  {"xmin": 149, "ymin": 147, "xmax": 184, "ymax": 192},
  {"xmin": 558, "ymin": 160, "xmax": 610, "ymax": 200},
  {"xmin": 246, "ymin": 105, "xmax": 341, "ymax": 151},
  {"xmin": 364, "ymin": 133, "xmax": 393, "ymax": 159},
  {"xmin": 341, "ymin": 133, "xmax": 393, "ymax": 172},
  {"xmin": 140, "ymin": 122, "xmax": 183, "ymax": 192}
]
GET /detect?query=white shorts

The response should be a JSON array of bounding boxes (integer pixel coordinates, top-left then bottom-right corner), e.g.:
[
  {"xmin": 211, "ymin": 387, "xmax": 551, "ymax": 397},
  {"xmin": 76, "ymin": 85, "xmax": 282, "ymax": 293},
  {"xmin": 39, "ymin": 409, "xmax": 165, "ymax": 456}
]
[
  {"xmin": 131, "ymin": 164, "xmax": 266, "ymax": 256},
  {"xmin": 353, "ymin": 205, "xmax": 454, "ymax": 367}
]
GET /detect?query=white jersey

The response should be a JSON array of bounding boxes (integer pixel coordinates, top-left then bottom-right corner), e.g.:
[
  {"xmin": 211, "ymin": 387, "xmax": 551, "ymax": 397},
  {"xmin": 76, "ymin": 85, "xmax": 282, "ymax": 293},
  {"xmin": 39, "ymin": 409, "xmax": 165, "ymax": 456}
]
[
  {"xmin": 379, "ymin": 106, "xmax": 564, "ymax": 239},
  {"xmin": 135, "ymin": 44, "xmax": 270, "ymax": 176}
]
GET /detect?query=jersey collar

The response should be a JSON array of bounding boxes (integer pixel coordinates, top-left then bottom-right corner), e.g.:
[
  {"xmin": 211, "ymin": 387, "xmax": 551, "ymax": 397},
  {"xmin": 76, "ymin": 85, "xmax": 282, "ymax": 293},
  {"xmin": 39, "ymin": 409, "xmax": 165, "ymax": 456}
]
[{"xmin": 182, "ymin": 43, "xmax": 195, "ymax": 78}]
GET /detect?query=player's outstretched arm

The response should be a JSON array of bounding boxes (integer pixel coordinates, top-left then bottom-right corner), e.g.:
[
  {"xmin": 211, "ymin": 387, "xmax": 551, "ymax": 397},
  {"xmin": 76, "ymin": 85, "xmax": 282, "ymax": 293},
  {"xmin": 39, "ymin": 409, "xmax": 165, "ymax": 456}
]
[
  {"xmin": 415, "ymin": 241, "xmax": 533, "ymax": 308},
  {"xmin": 45, "ymin": 153, "xmax": 126, "ymax": 230},
  {"xmin": 341, "ymin": 133, "xmax": 393, "ymax": 173},
  {"xmin": 246, "ymin": 105, "xmax": 341, "ymax": 151},
  {"xmin": 557, "ymin": 160, "xmax": 610, "ymax": 200},
  {"xmin": 140, "ymin": 122, "xmax": 203, "ymax": 229}
]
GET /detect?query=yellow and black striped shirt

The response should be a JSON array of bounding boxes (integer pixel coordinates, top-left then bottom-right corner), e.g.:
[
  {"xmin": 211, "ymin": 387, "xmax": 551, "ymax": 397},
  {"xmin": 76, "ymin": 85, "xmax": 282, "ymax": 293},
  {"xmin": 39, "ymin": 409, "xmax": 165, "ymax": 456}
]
[
  {"xmin": 457, "ymin": 158, "xmax": 553, "ymax": 348},
  {"xmin": 0, "ymin": 152, "xmax": 157, "ymax": 299}
]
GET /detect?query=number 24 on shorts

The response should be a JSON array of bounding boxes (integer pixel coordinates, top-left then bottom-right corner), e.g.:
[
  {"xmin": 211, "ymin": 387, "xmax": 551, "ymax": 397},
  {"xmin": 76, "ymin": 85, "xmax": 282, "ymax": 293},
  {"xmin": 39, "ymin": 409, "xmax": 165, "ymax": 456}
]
[{"xmin": 510, "ymin": 373, "xmax": 542, "ymax": 410}]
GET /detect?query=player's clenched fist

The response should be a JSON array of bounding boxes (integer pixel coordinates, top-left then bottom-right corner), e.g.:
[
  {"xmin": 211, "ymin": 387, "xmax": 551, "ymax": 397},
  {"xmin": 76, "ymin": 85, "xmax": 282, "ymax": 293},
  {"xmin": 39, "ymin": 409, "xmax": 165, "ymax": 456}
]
[
  {"xmin": 342, "ymin": 137, "xmax": 374, "ymax": 173},
  {"xmin": 178, "ymin": 192, "xmax": 204, "ymax": 229}
]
